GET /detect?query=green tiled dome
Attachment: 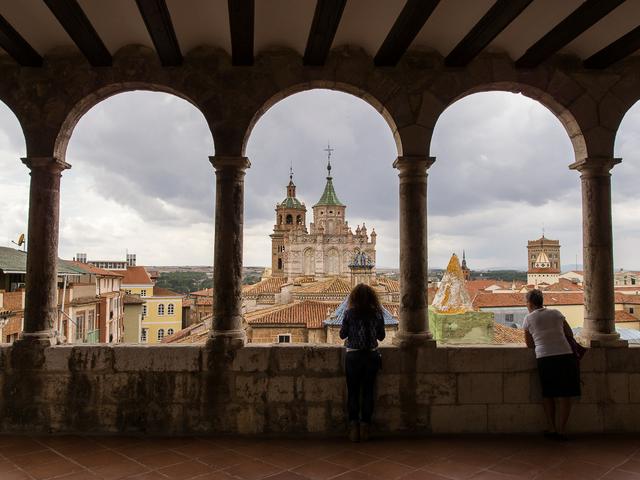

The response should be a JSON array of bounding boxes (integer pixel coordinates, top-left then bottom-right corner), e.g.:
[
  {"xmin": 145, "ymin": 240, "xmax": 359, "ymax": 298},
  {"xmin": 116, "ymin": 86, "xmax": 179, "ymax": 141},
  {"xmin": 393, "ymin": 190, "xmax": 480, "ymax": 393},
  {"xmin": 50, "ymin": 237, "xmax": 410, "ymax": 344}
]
[{"xmin": 314, "ymin": 177, "xmax": 344, "ymax": 207}]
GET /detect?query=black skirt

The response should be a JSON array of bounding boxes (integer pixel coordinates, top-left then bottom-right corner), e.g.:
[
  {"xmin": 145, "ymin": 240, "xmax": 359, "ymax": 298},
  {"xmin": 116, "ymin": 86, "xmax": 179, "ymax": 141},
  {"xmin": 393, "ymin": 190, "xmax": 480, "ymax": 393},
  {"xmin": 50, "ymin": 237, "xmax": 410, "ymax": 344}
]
[{"xmin": 537, "ymin": 353, "xmax": 581, "ymax": 398}]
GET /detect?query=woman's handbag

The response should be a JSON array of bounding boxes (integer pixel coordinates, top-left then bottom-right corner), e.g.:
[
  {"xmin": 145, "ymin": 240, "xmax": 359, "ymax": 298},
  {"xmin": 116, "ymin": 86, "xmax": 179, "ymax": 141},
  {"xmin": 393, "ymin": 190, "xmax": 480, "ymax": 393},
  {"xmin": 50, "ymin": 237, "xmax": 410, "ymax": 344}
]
[{"xmin": 566, "ymin": 335, "xmax": 587, "ymax": 360}]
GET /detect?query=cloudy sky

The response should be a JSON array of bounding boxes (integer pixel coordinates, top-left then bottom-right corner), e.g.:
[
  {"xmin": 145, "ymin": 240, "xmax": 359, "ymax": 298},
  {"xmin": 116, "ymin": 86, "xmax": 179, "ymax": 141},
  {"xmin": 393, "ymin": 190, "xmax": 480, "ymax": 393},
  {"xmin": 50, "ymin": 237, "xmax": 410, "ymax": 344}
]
[{"xmin": 0, "ymin": 89, "xmax": 638, "ymax": 270}]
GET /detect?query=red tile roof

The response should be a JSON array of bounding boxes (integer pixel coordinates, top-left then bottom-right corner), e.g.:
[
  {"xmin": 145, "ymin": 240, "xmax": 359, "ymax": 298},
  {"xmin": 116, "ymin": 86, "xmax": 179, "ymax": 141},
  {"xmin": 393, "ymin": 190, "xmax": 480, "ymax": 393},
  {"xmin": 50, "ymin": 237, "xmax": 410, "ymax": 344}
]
[
  {"xmin": 246, "ymin": 301, "xmax": 339, "ymax": 329},
  {"xmin": 492, "ymin": 323, "xmax": 525, "ymax": 344},
  {"xmin": 376, "ymin": 277, "xmax": 400, "ymax": 293},
  {"xmin": 295, "ymin": 277, "xmax": 352, "ymax": 295},
  {"xmin": 474, "ymin": 292, "xmax": 589, "ymax": 308},
  {"xmin": 616, "ymin": 294, "xmax": 640, "ymax": 305},
  {"xmin": 244, "ymin": 277, "xmax": 287, "ymax": 296},
  {"xmin": 191, "ymin": 288, "xmax": 213, "ymax": 297},
  {"xmin": 541, "ymin": 278, "xmax": 583, "ymax": 292},
  {"xmin": 152, "ymin": 286, "xmax": 182, "ymax": 297},
  {"xmin": 119, "ymin": 266, "xmax": 153, "ymax": 285},
  {"xmin": 70, "ymin": 261, "xmax": 125, "ymax": 277},
  {"xmin": 615, "ymin": 310, "xmax": 638, "ymax": 322}
]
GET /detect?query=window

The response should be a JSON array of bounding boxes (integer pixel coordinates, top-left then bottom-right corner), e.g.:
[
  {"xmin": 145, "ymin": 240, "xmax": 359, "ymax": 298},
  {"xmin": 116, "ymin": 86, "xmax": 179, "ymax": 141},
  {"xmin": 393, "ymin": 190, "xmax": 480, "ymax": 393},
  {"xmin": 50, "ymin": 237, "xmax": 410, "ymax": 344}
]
[
  {"xmin": 142, "ymin": 304, "xmax": 147, "ymax": 317},
  {"xmin": 76, "ymin": 312, "xmax": 86, "ymax": 341},
  {"xmin": 141, "ymin": 328, "xmax": 148, "ymax": 343},
  {"xmin": 158, "ymin": 329, "xmax": 165, "ymax": 341},
  {"xmin": 329, "ymin": 210, "xmax": 333, "ymax": 214},
  {"xmin": 168, "ymin": 328, "xmax": 174, "ymax": 336},
  {"xmin": 277, "ymin": 334, "xmax": 291, "ymax": 343},
  {"xmin": 505, "ymin": 314, "xmax": 514, "ymax": 323},
  {"xmin": 140, "ymin": 289, "xmax": 147, "ymax": 297},
  {"xmin": 168, "ymin": 304, "xmax": 174, "ymax": 315},
  {"xmin": 286, "ymin": 214, "xmax": 293, "ymax": 224},
  {"xmin": 158, "ymin": 304, "xmax": 165, "ymax": 315},
  {"xmin": 631, "ymin": 307, "xmax": 635, "ymax": 314},
  {"xmin": 88, "ymin": 311, "xmax": 95, "ymax": 331},
  {"xmin": 125, "ymin": 289, "xmax": 131, "ymax": 294}
]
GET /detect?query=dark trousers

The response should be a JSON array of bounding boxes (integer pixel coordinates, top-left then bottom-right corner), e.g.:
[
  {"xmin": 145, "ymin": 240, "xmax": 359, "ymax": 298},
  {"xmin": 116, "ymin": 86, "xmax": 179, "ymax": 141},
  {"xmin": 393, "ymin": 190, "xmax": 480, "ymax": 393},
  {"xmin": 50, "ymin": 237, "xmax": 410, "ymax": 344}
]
[{"xmin": 345, "ymin": 350, "xmax": 380, "ymax": 423}]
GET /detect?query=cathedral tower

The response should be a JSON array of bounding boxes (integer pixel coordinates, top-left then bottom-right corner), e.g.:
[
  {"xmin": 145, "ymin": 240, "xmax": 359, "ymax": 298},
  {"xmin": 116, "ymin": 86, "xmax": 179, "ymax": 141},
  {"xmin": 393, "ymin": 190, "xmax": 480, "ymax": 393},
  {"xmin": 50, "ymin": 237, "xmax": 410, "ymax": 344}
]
[
  {"xmin": 310, "ymin": 145, "xmax": 347, "ymax": 237},
  {"xmin": 271, "ymin": 167, "xmax": 306, "ymax": 276}
]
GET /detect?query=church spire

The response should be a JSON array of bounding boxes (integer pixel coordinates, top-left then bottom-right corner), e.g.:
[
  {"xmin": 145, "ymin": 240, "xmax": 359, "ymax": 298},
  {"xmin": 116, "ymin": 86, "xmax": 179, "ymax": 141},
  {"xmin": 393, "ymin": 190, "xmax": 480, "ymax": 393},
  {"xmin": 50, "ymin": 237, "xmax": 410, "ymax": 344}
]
[
  {"xmin": 314, "ymin": 143, "xmax": 344, "ymax": 207},
  {"xmin": 287, "ymin": 161, "xmax": 296, "ymax": 197}
]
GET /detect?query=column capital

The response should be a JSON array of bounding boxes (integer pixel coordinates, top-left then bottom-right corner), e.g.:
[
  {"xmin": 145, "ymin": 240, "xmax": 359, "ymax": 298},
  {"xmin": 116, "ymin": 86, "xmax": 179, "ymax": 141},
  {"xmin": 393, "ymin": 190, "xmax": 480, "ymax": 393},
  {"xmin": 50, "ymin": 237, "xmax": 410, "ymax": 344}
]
[
  {"xmin": 569, "ymin": 157, "xmax": 621, "ymax": 176},
  {"xmin": 393, "ymin": 156, "xmax": 436, "ymax": 173},
  {"xmin": 209, "ymin": 155, "xmax": 251, "ymax": 171},
  {"xmin": 21, "ymin": 156, "xmax": 71, "ymax": 173}
]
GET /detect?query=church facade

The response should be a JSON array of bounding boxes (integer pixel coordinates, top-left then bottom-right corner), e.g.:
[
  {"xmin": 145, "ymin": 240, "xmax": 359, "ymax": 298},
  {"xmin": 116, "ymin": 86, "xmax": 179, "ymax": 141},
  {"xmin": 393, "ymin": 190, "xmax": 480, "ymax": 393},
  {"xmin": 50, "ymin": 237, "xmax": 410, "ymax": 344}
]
[{"xmin": 270, "ymin": 154, "xmax": 377, "ymax": 281}]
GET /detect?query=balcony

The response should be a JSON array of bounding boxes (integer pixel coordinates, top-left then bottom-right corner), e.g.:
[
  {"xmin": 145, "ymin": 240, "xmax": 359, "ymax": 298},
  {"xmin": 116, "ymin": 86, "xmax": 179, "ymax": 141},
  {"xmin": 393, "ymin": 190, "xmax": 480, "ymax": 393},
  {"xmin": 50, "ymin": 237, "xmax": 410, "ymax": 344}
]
[{"xmin": 1, "ymin": 343, "xmax": 639, "ymax": 436}]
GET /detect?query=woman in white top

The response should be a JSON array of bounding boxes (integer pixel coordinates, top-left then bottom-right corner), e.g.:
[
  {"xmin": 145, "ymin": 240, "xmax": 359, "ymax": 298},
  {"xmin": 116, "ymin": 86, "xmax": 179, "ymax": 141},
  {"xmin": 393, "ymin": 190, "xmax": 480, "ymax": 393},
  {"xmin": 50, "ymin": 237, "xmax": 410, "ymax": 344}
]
[{"xmin": 523, "ymin": 289, "xmax": 580, "ymax": 440}]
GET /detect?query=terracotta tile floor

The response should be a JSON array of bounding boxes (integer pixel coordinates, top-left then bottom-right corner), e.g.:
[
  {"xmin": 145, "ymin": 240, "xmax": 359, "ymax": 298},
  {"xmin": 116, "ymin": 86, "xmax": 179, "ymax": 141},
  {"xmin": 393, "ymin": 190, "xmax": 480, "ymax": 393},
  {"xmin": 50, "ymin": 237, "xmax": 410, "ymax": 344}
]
[{"xmin": 0, "ymin": 434, "xmax": 639, "ymax": 480}]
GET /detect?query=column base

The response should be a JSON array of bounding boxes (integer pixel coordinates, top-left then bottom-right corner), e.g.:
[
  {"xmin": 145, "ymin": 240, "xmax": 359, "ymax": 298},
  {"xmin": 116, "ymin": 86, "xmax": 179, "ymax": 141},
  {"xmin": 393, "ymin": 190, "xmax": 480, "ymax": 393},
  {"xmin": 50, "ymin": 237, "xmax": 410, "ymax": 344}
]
[
  {"xmin": 392, "ymin": 332, "xmax": 436, "ymax": 348},
  {"xmin": 206, "ymin": 329, "xmax": 246, "ymax": 350},
  {"xmin": 578, "ymin": 330, "xmax": 628, "ymax": 348},
  {"xmin": 16, "ymin": 331, "xmax": 56, "ymax": 347}
]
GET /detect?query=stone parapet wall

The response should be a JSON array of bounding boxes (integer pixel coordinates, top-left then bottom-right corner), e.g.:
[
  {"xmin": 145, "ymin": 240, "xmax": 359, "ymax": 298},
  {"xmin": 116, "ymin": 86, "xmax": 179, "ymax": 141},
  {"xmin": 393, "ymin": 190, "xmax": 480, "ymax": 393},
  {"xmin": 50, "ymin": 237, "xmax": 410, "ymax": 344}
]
[{"xmin": 0, "ymin": 343, "xmax": 638, "ymax": 435}]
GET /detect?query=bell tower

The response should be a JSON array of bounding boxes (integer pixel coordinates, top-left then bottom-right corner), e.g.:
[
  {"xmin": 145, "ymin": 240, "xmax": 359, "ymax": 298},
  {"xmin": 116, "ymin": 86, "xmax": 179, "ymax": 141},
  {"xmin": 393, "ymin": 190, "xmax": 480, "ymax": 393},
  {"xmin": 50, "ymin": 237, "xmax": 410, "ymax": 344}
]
[{"xmin": 270, "ymin": 166, "xmax": 306, "ymax": 276}]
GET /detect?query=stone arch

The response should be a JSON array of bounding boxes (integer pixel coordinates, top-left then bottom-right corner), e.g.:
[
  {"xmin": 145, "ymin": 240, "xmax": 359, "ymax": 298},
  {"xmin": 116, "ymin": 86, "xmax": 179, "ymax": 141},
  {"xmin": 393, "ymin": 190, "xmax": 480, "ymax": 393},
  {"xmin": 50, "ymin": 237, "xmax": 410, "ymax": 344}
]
[
  {"xmin": 241, "ymin": 81, "xmax": 403, "ymax": 157},
  {"xmin": 427, "ymin": 81, "xmax": 588, "ymax": 163},
  {"xmin": 0, "ymin": 98, "xmax": 27, "ymax": 157},
  {"xmin": 53, "ymin": 83, "xmax": 214, "ymax": 160}
]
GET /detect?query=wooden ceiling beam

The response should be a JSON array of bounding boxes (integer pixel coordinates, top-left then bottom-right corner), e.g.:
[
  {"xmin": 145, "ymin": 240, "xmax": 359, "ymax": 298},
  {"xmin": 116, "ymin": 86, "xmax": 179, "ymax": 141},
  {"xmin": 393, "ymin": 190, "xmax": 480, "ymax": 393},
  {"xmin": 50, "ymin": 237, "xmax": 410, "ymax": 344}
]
[
  {"xmin": 584, "ymin": 25, "xmax": 640, "ymax": 69},
  {"xmin": 445, "ymin": 0, "xmax": 533, "ymax": 67},
  {"xmin": 0, "ymin": 14, "xmax": 42, "ymax": 66},
  {"xmin": 228, "ymin": 0, "xmax": 254, "ymax": 66},
  {"xmin": 304, "ymin": 0, "xmax": 347, "ymax": 66},
  {"xmin": 374, "ymin": 0, "xmax": 440, "ymax": 67},
  {"xmin": 516, "ymin": 0, "xmax": 626, "ymax": 68},
  {"xmin": 136, "ymin": 0, "xmax": 182, "ymax": 66},
  {"xmin": 43, "ymin": 0, "xmax": 111, "ymax": 67}
]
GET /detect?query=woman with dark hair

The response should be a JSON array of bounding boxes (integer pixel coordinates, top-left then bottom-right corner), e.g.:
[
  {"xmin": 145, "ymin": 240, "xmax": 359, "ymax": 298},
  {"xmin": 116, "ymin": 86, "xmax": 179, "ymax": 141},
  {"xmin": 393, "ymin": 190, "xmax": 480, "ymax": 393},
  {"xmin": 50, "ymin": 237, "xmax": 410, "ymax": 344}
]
[
  {"xmin": 523, "ymin": 288, "xmax": 581, "ymax": 440},
  {"xmin": 340, "ymin": 283, "xmax": 385, "ymax": 442}
]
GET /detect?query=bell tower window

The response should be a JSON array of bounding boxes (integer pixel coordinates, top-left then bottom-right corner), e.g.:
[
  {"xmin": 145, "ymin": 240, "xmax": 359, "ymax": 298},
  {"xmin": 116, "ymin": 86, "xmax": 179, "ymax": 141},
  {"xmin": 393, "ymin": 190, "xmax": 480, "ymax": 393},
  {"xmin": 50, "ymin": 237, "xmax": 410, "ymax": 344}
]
[{"xmin": 286, "ymin": 214, "xmax": 293, "ymax": 224}]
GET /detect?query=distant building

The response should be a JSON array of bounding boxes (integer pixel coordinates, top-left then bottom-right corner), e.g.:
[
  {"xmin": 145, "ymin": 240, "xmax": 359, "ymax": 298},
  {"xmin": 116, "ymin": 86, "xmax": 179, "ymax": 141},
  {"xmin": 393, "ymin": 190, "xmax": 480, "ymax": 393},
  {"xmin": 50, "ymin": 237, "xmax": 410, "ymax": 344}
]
[
  {"xmin": 74, "ymin": 251, "xmax": 136, "ymax": 270},
  {"xmin": 461, "ymin": 250, "xmax": 471, "ymax": 281},
  {"xmin": 527, "ymin": 235, "xmax": 560, "ymax": 286},
  {"xmin": 615, "ymin": 270, "xmax": 639, "ymax": 286},
  {"xmin": 271, "ymin": 149, "xmax": 377, "ymax": 280},
  {"xmin": 120, "ymin": 266, "xmax": 182, "ymax": 343}
]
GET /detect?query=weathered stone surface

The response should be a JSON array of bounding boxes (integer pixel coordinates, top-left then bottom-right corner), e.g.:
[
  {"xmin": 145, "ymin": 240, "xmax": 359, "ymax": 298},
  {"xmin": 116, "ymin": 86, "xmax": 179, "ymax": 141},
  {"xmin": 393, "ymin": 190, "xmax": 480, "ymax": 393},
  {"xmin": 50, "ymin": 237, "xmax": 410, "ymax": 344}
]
[
  {"xmin": 607, "ymin": 373, "xmax": 629, "ymax": 404},
  {"xmin": 448, "ymin": 348, "xmax": 504, "ymax": 372},
  {"xmin": 415, "ymin": 373, "xmax": 456, "ymax": 405},
  {"xmin": 267, "ymin": 376, "xmax": 295, "ymax": 403},
  {"xmin": 503, "ymin": 373, "xmax": 530, "ymax": 404},
  {"xmin": 630, "ymin": 374, "xmax": 640, "ymax": 403},
  {"xmin": 232, "ymin": 345, "xmax": 270, "ymax": 372},
  {"xmin": 431, "ymin": 405, "xmax": 487, "ymax": 433},
  {"xmin": 604, "ymin": 405, "xmax": 640, "ymax": 432},
  {"xmin": 569, "ymin": 403, "xmax": 605, "ymax": 433},
  {"xmin": 488, "ymin": 404, "xmax": 543, "ymax": 433},
  {"xmin": 113, "ymin": 345, "xmax": 201, "ymax": 372},
  {"xmin": 458, "ymin": 373, "xmax": 502, "ymax": 404},
  {"xmin": 303, "ymin": 377, "xmax": 344, "ymax": 402}
]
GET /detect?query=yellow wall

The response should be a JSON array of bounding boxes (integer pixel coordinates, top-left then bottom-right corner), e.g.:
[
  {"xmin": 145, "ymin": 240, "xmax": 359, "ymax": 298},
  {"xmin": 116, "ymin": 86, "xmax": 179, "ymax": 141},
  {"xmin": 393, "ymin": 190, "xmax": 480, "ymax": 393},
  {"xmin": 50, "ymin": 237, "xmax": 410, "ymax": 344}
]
[
  {"xmin": 556, "ymin": 304, "xmax": 625, "ymax": 328},
  {"xmin": 141, "ymin": 296, "xmax": 182, "ymax": 344},
  {"xmin": 123, "ymin": 303, "xmax": 142, "ymax": 343}
]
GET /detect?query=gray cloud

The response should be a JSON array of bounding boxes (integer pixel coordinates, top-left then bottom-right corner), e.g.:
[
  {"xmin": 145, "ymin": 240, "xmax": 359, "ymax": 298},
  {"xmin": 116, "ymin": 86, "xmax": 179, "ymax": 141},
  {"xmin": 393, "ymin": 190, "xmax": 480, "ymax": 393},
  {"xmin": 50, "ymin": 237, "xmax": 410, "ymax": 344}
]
[{"xmin": 1, "ymin": 89, "xmax": 639, "ymax": 269}]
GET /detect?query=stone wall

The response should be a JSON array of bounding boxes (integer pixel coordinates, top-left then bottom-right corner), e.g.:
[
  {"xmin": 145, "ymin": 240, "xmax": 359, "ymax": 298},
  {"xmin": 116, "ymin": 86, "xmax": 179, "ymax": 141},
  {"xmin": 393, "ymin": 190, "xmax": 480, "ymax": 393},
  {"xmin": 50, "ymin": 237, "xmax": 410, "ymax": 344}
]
[{"xmin": 0, "ymin": 343, "xmax": 638, "ymax": 435}]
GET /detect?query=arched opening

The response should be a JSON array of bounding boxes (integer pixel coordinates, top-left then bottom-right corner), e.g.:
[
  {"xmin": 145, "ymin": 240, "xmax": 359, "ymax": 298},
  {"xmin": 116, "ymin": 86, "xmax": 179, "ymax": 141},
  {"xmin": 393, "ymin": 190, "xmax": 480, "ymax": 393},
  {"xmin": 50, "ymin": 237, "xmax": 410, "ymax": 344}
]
[
  {"xmin": 61, "ymin": 91, "xmax": 214, "ymax": 344},
  {"xmin": 244, "ymin": 88, "xmax": 397, "ymax": 343},
  {"xmin": 0, "ymin": 101, "xmax": 28, "ymax": 343},
  {"xmin": 613, "ymin": 101, "xmax": 640, "ymax": 301},
  {"xmin": 430, "ymin": 91, "xmax": 581, "ymax": 339}
]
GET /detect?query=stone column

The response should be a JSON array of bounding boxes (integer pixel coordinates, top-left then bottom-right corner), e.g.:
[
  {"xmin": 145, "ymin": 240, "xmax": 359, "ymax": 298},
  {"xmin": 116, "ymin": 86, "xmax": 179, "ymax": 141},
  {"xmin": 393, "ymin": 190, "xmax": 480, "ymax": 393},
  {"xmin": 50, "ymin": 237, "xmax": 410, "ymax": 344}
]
[
  {"xmin": 209, "ymin": 156, "xmax": 250, "ymax": 347},
  {"xmin": 570, "ymin": 157, "xmax": 625, "ymax": 346},
  {"xmin": 393, "ymin": 156, "xmax": 436, "ymax": 347},
  {"xmin": 20, "ymin": 157, "xmax": 71, "ymax": 345}
]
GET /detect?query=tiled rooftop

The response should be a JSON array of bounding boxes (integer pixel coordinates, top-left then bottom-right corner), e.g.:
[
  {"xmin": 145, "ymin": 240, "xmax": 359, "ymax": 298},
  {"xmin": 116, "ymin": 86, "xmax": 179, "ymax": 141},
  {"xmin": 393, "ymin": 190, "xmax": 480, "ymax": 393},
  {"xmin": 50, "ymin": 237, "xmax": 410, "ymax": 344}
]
[{"xmin": 1, "ymin": 434, "xmax": 640, "ymax": 480}]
